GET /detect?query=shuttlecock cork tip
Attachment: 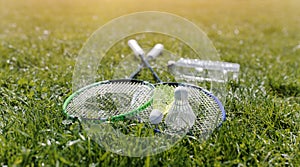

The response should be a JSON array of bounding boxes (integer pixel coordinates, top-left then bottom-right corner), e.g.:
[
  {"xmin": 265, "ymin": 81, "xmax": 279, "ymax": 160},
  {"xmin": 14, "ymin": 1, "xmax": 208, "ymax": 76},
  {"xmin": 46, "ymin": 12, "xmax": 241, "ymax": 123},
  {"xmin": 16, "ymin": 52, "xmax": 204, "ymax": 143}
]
[
  {"xmin": 174, "ymin": 87, "xmax": 188, "ymax": 100},
  {"xmin": 149, "ymin": 109, "xmax": 163, "ymax": 124}
]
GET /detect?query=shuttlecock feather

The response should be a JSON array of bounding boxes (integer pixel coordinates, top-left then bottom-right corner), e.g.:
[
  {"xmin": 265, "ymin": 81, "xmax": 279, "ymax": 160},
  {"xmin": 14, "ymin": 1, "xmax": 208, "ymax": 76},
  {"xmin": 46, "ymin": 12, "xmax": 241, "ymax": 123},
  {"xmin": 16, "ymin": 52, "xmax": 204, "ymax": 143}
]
[{"xmin": 165, "ymin": 86, "xmax": 196, "ymax": 131}]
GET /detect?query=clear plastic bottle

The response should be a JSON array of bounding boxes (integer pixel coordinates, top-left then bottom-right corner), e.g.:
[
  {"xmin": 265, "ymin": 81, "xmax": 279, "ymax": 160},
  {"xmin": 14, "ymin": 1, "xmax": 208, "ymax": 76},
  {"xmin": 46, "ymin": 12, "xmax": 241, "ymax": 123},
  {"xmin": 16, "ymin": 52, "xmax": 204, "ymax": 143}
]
[
  {"xmin": 168, "ymin": 58, "xmax": 240, "ymax": 83},
  {"xmin": 168, "ymin": 58, "xmax": 240, "ymax": 104}
]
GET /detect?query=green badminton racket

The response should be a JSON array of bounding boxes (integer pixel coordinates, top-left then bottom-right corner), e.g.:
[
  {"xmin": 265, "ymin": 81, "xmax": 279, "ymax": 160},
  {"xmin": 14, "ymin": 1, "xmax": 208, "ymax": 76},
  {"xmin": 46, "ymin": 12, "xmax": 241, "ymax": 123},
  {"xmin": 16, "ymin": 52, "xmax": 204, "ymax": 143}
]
[{"xmin": 62, "ymin": 42, "xmax": 164, "ymax": 122}]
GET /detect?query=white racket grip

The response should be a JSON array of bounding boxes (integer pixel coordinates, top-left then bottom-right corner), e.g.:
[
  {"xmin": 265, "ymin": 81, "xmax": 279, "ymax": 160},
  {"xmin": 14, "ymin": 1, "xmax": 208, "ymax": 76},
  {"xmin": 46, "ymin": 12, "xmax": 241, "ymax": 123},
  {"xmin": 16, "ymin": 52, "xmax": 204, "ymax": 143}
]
[
  {"xmin": 128, "ymin": 39, "xmax": 145, "ymax": 56},
  {"xmin": 147, "ymin": 44, "xmax": 164, "ymax": 59}
]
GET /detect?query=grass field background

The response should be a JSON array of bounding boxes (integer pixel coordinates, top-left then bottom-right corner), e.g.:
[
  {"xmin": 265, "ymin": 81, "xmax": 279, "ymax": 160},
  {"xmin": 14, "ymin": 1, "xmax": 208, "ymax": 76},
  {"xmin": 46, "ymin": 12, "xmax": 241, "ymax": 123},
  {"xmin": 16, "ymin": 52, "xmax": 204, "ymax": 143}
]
[{"xmin": 0, "ymin": 0, "xmax": 299, "ymax": 166}]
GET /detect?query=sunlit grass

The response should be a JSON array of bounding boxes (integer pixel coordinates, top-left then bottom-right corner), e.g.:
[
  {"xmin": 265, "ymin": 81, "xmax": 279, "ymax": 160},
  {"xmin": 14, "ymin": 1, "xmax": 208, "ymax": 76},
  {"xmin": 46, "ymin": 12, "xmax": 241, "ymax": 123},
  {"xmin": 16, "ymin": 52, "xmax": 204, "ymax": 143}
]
[{"xmin": 0, "ymin": 0, "xmax": 299, "ymax": 166}]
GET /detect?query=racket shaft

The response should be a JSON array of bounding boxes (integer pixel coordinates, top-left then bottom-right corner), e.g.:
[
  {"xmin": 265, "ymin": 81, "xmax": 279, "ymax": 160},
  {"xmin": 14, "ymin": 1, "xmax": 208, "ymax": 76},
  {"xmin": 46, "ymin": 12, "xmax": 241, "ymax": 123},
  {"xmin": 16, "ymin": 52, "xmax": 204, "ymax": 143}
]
[{"xmin": 138, "ymin": 52, "xmax": 162, "ymax": 82}]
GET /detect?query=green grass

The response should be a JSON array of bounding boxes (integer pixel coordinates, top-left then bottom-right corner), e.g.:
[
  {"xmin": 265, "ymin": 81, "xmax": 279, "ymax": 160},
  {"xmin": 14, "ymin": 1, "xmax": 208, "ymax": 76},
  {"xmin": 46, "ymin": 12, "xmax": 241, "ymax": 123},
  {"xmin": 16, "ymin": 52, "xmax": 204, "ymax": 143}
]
[{"xmin": 0, "ymin": 0, "xmax": 300, "ymax": 166}]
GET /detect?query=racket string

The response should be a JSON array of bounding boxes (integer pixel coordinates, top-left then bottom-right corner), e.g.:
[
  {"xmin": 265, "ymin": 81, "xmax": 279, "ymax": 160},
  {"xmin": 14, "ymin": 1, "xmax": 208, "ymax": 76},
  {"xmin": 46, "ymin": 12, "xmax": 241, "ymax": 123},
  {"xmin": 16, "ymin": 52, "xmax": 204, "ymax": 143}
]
[
  {"xmin": 188, "ymin": 87, "xmax": 223, "ymax": 134},
  {"xmin": 66, "ymin": 81, "xmax": 153, "ymax": 120},
  {"xmin": 131, "ymin": 84, "xmax": 223, "ymax": 138}
]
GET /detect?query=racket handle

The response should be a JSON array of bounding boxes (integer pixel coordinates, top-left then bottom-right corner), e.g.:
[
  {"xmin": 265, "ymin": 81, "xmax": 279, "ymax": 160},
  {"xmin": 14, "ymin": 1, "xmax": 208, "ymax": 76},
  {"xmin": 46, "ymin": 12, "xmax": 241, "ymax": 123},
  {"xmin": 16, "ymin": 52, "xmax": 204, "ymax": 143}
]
[
  {"xmin": 128, "ymin": 39, "xmax": 162, "ymax": 82},
  {"xmin": 129, "ymin": 43, "xmax": 164, "ymax": 79},
  {"xmin": 147, "ymin": 44, "xmax": 164, "ymax": 59},
  {"xmin": 128, "ymin": 39, "xmax": 145, "ymax": 58}
]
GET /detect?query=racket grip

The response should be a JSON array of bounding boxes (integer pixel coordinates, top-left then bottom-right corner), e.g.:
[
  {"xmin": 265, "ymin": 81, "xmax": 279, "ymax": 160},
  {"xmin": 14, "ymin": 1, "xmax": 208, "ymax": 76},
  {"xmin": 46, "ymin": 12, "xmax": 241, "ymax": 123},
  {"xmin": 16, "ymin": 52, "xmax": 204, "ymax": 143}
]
[
  {"xmin": 128, "ymin": 39, "xmax": 145, "ymax": 57},
  {"xmin": 147, "ymin": 44, "xmax": 164, "ymax": 59},
  {"xmin": 129, "ymin": 44, "xmax": 164, "ymax": 79}
]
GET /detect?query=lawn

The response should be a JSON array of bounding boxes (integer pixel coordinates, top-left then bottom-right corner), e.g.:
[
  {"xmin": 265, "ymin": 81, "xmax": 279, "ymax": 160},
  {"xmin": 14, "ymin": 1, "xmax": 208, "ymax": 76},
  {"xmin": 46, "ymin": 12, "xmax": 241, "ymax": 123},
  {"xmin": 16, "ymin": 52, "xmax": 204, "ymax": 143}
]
[{"xmin": 0, "ymin": 0, "xmax": 299, "ymax": 166}]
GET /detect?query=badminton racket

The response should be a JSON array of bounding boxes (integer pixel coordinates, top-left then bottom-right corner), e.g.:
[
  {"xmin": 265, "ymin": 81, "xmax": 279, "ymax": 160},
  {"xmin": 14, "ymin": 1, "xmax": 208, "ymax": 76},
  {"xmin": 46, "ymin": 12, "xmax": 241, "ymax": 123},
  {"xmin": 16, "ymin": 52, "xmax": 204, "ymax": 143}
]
[{"xmin": 63, "ymin": 43, "xmax": 164, "ymax": 122}]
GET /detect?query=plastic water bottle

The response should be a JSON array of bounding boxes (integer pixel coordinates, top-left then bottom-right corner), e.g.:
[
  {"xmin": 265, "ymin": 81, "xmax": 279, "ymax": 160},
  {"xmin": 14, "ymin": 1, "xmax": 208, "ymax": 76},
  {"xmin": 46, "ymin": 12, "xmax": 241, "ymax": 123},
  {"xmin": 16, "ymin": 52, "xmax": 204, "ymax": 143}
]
[{"xmin": 168, "ymin": 58, "xmax": 240, "ymax": 83}]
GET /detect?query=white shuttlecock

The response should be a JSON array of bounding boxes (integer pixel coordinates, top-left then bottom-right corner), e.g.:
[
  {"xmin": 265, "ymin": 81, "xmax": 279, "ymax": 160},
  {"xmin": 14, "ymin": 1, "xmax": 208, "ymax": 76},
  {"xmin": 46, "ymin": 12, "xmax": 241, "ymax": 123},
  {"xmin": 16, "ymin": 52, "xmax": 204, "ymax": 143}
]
[
  {"xmin": 165, "ymin": 86, "xmax": 196, "ymax": 131},
  {"xmin": 149, "ymin": 109, "xmax": 163, "ymax": 124}
]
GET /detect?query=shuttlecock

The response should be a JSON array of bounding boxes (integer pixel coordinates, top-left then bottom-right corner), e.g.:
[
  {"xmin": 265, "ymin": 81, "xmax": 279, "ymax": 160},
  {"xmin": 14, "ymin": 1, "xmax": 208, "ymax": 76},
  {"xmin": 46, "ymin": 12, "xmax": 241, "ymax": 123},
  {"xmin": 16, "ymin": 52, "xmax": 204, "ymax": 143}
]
[
  {"xmin": 165, "ymin": 86, "xmax": 196, "ymax": 131},
  {"xmin": 149, "ymin": 109, "xmax": 163, "ymax": 124}
]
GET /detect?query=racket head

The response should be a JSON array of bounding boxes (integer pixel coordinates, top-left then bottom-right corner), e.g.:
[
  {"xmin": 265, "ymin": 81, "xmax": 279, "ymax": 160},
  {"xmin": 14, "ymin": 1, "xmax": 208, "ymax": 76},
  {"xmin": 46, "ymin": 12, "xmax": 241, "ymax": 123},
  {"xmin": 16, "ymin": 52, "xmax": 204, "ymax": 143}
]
[
  {"xmin": 63, "ymin": 79, "xmax": 154, "ymax": 122},
  {"xmin": 153, "ymin": 82, "xmax": 226, "ymax": 139}
]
